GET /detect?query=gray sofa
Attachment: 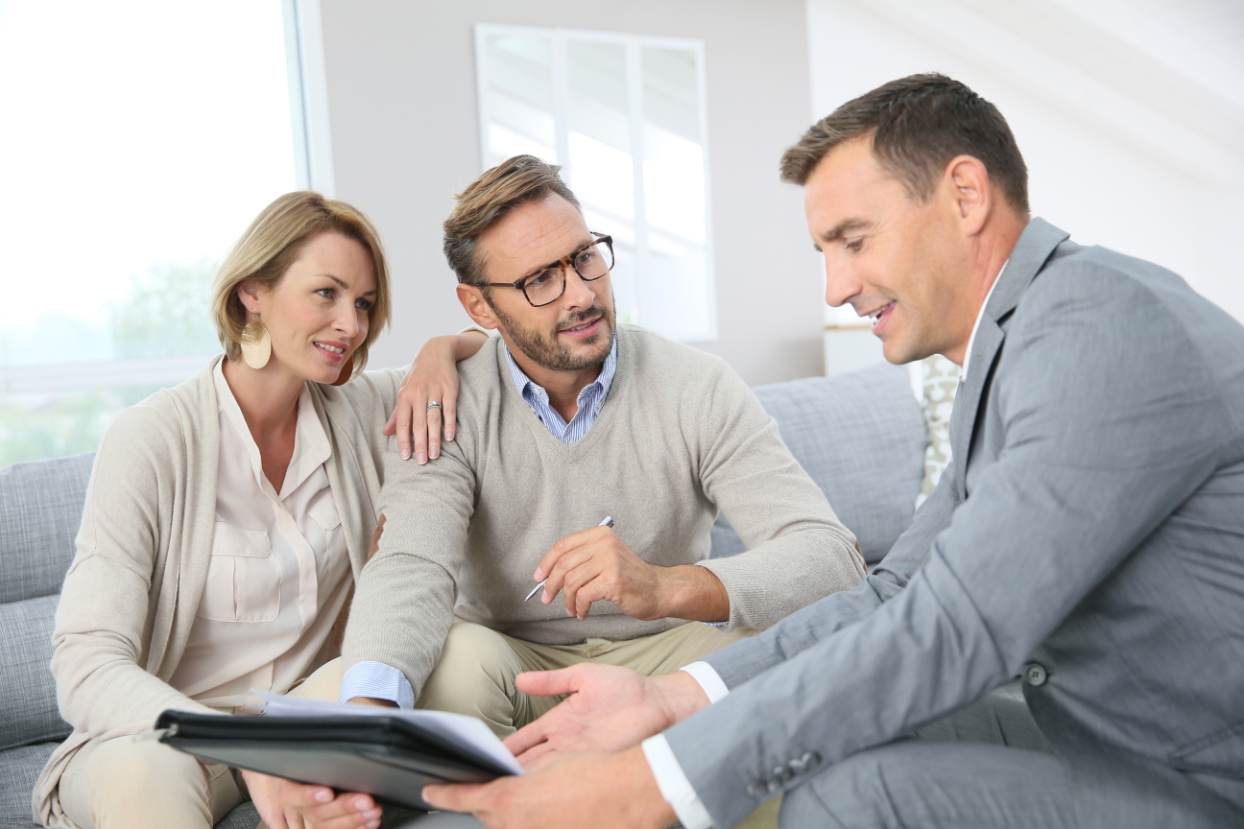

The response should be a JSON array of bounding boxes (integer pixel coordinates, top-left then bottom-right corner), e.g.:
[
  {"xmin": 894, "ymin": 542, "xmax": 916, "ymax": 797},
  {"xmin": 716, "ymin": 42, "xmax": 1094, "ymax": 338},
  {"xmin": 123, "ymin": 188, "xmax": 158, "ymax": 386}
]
[{"xmin": 0, "ymin": 362, "xmax": 927, "ymax": 829}]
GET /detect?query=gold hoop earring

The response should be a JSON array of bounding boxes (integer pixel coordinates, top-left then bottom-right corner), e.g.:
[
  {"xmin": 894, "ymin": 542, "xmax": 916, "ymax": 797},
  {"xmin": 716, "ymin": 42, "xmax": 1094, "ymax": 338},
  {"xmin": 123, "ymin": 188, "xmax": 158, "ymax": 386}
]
[{"xmin": 240, "ymin": 320, "xmax": 271, "ymax": 369}]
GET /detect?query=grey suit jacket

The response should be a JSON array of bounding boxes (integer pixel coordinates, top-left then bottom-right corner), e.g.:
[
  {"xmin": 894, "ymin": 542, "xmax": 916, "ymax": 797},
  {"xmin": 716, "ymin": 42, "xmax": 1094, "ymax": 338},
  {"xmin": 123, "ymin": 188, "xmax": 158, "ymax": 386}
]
[{"xmin": 664, "ymin": 218, "xmax": 1244, "ymax": 828}]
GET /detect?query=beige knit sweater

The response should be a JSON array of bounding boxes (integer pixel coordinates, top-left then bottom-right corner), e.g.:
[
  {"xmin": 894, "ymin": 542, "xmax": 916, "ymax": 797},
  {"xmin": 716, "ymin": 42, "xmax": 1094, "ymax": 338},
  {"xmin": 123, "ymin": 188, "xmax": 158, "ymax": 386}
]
[
  {"xmin": 343, "ymin": 325, "xmax": 864, "ymax": 699},
  {"xmin": 34, "ymin": 356, "xmax": 402, "ymax": 828}
]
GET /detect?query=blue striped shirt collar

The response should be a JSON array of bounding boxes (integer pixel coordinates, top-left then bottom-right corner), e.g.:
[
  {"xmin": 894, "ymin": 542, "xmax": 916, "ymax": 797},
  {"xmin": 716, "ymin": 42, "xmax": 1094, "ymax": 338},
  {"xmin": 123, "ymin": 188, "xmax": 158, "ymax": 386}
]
[{"xmin": 502, "ymin": 333, "xmax": 619, "ymax": 443}]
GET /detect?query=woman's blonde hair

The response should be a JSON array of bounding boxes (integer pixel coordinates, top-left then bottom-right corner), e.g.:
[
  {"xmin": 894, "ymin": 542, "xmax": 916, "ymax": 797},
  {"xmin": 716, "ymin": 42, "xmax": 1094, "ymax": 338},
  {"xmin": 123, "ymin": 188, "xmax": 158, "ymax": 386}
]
[{"xmin": 210, "ymin": 191, "xmax": 392, "ymax": 381}]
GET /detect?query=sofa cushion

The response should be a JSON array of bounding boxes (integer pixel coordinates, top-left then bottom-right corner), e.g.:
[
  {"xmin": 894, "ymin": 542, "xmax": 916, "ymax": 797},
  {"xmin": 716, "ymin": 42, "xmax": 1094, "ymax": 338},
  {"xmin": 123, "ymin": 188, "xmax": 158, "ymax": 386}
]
[
  {"xmin": 0, "ymin": 453, "xmax": 95, "ymax": 604},
  {"xmin": 0, "ymin": 595, "xmax": 69, "ymax": 752},
  {"xmin": 216, "ymin": 802, "xmax": 259, "ymax": 829},
  {"xmin": 0, "ymin": 740, "xmax": 55, "ymax": 829},
  {"xmin": 711, "ymin": 363, "xmax": 925, "ymax": 564}
]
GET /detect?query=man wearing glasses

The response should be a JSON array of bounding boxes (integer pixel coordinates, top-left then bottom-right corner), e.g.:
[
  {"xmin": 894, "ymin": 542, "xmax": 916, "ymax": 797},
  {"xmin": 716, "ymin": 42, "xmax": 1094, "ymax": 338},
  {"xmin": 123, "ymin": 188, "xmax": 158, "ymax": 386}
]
[{"xmin": 336, "ymin": 154, "xmax": 866, "ymax": 738}]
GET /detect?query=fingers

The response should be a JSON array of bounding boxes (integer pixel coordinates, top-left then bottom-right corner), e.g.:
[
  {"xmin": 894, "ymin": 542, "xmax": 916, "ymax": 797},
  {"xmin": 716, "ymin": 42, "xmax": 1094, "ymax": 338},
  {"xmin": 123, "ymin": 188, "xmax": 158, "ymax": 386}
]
[
  {"xmin": 513, "ymin": 738, "xmax": 557, "ymax": 768},
  {"xmin": 391, "ymin": 377, "xmax": 430, "ymax": 463},
  {"xmin": 441, "ymin": 395, "xmax": 458, "ymax": 443},
  {"xmin": 421, "ymin": 781, "xmax": 487, "ymax": 814},
  {"xmin": 395, "ymin": 332, "xmax": 464, "ymax": 464},
  {"xmin": 562, "ymin": 559, "xmax": 606, "ymax": 620},
  {"xmin": 570, "ymin": 574, "xmax": 610, "ymax": 620},
  {"xmin": 538, "ymin": 547, "xmax": 598, "ymax": 610},
  {"xmin": 533, "ymin": 527, "xmax": 618, "ymax": 604},
  {"xmin": 513, "ymin": 667, "xmax": 581, "ymax": 698},
  {"xmin": 302, "ymin": 793, "xmax": 383, "ymax": 829},
  {"xmin": 426, "ymin": 403, "xmax": 443, "ymax": 461},
  {"xmin": 533, "ymin": 526, "xmax": 610, "ymax": 581},
  {"xmin": 504, "ymin": 708, "xmax": 553, "ymax": 759},
  {"xmin": 261, "ymin": 809, "xmax": 289, "ymax": 829},
  {"xmin": 246, "ymin": 774, "xmax": 332, "ymax": 829}
]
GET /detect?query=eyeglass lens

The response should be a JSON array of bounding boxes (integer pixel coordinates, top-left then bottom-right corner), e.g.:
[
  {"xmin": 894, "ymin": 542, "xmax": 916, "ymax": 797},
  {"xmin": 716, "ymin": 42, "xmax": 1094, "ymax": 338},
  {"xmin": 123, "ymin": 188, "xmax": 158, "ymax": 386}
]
[{"xmin": 524, "ymin": 240, "xmax": 613, "ymax": 306}]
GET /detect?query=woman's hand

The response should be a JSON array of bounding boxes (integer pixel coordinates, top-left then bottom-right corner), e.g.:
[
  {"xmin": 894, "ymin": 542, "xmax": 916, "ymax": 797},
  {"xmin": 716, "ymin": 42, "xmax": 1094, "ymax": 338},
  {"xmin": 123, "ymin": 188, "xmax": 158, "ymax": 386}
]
[
  {"xmin": 242, "ymin": 770, "xmax": 382, "ymax": 829},
  {"xmin": 384, "ymin": 330, "xmax": 487, "ymax": 464}
]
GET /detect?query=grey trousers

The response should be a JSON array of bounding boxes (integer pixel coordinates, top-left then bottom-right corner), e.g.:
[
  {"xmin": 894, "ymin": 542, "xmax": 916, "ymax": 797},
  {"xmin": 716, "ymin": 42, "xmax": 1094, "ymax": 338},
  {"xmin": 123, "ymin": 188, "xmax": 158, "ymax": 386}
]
[{"xmin": 780, "ymin": 682, "xmax": 1244, "ymax": 829}]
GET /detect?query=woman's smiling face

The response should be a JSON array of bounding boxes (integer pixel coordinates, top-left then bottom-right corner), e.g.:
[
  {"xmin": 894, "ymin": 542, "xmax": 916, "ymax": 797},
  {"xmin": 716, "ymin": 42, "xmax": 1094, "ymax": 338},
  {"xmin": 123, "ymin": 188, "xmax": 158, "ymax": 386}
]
[{"xmin": 245, "ymin": 231, "xmax": 377, "ymax": 384}]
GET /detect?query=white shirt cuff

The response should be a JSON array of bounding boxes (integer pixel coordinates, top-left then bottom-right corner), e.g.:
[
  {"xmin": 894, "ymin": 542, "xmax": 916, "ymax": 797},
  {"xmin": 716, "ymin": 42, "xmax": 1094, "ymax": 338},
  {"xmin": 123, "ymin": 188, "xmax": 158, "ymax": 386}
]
[
  {"xmin": 339, "ymin": 661, "xmax": 416, "ymax": 708},
  {"xmin": 642, "ymin": 735, "xmax": 714, "ymax": 829},
  {"xmin": 681, "ymin": 661, "xmax": 730, "ymax": 704}
]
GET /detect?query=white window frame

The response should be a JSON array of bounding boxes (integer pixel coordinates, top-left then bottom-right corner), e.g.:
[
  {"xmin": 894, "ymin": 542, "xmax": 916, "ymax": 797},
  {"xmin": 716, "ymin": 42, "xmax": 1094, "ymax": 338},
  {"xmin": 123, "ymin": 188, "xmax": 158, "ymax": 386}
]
[{"xmin": 474, "ymin": 24, "xmax": 717, "ymax": 342}]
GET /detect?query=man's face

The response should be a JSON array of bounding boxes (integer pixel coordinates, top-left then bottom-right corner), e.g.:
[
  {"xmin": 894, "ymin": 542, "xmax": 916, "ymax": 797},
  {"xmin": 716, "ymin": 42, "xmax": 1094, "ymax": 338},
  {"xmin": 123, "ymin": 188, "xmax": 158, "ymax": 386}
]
[
  {"xmin": 477, "ymin": 194, "xmax": 615, "ymax": 374},
  {"xmin": 805, "ymin": 137, "xmax": 975, "ymax": 365}
]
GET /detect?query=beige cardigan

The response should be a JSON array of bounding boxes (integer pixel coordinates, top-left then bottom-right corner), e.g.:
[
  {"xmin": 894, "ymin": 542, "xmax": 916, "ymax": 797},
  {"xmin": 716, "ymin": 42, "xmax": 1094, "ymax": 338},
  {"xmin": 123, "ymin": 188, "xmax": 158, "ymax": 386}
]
[{"xmin": 34, "ymin": 356, "xmax": 401, "ymax": 828}]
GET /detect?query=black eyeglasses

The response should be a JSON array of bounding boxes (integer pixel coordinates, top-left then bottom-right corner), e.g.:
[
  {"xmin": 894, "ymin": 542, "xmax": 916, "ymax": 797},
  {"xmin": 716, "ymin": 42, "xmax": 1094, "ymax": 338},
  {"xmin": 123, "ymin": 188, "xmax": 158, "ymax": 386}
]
[{"xmin": 483, "ymin": 233, "xmax": 614, "ymax": 307}]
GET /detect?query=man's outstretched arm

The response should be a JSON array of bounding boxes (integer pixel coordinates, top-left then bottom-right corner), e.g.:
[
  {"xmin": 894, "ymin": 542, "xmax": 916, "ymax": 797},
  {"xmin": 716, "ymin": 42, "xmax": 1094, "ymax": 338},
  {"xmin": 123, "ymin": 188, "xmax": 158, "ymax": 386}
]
[
  {"xmin": 503, "ymin": 664, "xmax": 710, "ymax": 765},
  {"xmin": 501, "ymin": 466, "xmax": 960, "ymax": 768}
]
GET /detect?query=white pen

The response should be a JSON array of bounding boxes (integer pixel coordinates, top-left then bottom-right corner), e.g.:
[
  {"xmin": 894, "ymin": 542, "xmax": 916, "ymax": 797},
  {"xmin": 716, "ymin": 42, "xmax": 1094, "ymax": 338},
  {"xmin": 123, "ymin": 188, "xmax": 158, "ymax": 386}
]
[{"xmin": 524, "ymin": 516, "xmax": 614, "ymax": 602}]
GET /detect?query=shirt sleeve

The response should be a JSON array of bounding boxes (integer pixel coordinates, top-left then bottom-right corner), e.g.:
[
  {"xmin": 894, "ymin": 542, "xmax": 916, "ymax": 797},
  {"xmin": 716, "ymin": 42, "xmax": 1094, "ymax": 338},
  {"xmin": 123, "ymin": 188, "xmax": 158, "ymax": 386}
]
[
  {"xmin": 630, "ymin": 663, "xmax": 730, "ymax": 829},
  {"xmin": 339, "ymin": 661, "xmax": 416, "ymax": 708},
  {"xmin": 681, "ymin": 662, "xmax": 730, "ymax": 704},
  {"xmin": 641, "ymin": 735, "xmax": 715, "ymax": 829}
]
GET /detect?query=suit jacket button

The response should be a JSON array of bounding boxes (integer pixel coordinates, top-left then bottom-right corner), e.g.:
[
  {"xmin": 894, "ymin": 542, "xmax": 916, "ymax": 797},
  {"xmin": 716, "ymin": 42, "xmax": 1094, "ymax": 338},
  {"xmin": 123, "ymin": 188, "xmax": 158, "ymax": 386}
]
[{"xmin": 1023, "ymin": 662, "xmax": 1048, "ymax": 686}]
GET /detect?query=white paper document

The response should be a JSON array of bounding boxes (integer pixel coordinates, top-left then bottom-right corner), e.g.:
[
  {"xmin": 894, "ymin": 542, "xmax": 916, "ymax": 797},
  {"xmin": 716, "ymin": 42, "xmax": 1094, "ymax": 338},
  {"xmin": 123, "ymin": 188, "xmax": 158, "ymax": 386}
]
[{"xmin": 253, "ymin": 691, "xmax": 524, "ymax": 776}]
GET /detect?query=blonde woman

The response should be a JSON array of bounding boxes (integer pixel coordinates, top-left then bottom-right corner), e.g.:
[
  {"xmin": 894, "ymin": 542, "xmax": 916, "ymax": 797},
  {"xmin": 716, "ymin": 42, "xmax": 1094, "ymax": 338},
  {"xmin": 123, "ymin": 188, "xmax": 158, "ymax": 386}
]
[{"xmin": 33, "ymin": 192, "xmax": 481, "ymax": 829}]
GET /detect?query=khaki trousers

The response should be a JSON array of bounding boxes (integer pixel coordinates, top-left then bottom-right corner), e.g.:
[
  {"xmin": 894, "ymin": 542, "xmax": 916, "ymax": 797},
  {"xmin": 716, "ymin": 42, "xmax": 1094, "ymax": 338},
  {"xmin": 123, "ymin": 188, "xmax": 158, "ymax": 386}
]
[
  {"xmin": 348, "ymin": 620, "xmax": 779, "ymax": 829},
  {"xmin": 415, "ymin": 619, "xmax": 754, "ymax": 738},
  {"xmin": 58, "ymin": 729, "xmax": 247, "ymax": 829},
  {"xmin": 57, "ymin": 667, "xmax": 342, "ymax": 829}
]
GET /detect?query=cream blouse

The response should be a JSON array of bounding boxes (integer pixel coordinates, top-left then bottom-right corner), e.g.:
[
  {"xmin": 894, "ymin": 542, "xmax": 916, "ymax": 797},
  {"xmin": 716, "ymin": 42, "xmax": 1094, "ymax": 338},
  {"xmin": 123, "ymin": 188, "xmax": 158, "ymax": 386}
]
[{"xmin": 167, "ymin": 361, "xmax": 352, "ymax": 709}]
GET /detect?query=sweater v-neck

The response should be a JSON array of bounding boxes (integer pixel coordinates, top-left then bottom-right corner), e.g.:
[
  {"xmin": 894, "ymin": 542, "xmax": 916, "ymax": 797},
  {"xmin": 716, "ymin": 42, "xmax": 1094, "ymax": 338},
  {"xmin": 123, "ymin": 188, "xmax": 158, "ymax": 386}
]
[{"xmin": 495, "ymin": 328, "xmax": 633, "ymax": 457}]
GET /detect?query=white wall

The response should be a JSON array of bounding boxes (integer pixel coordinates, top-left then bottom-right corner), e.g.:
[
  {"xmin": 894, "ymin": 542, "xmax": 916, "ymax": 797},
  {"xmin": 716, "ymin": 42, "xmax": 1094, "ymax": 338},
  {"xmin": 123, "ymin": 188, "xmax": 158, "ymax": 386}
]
[
  {"xmin": 316, "ymin": 0, "xmax": 826, "ymax": 385},
  {"xmin": 807, "ymin": 0, "xmax": 1244, "ymax": 326}
]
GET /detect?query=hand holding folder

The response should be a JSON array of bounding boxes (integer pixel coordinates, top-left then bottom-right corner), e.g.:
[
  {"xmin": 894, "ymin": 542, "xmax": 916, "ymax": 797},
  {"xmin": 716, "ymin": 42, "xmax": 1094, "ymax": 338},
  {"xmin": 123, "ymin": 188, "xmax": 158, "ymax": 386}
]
[{"xmin": 157, "ymin": 693, "xmax": 521, "ymax": 811}]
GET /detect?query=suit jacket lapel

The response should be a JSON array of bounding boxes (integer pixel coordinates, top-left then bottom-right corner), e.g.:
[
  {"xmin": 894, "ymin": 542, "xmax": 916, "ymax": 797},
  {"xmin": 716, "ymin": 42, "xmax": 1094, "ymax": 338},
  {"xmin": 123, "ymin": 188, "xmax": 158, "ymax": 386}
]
[{"xmin": 950, "ymin": 218, "xmax": 1071, "ymax": 499}]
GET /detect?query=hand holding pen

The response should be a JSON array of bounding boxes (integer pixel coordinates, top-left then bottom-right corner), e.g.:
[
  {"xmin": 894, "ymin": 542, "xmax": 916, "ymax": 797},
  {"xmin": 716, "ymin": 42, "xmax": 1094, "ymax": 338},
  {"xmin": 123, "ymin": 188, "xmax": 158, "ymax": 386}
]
[
  {"xmin": 526, "ymin": 516, "xmax": 614, "ymax": 601},
  {"xmin": 524, "ymin": 516, "xmax": 672, "ymax": 622}
]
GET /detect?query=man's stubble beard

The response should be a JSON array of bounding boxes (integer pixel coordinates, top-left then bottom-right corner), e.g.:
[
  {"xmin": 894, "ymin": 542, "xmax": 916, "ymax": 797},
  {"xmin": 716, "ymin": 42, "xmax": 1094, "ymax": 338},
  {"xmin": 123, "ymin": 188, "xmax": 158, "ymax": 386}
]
[{"xmin": 488, "ymin": 291, "xmax": 616, "ymax": 372}]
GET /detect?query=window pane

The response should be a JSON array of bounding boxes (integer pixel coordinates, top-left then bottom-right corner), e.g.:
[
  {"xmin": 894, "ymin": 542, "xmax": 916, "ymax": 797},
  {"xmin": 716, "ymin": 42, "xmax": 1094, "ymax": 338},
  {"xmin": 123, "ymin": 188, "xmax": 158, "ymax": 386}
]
[
  {"xmin": 564, "ymin": 41, "xmax": 640, "ymax": 326},
  {"xmin": 475, "ymin": 26, "xmax": 715, "ymax": 341},
  {"xmin": 641, "ymin": 46, "xmax": 711, "ymax": 341},
  {"xmin": 482, "ymin": 33, "xmax": 557, "ymax": 168},
  {"xmin": 0, "ymin": 0, "xmax": 302, "ymax": 463},
  {"xmin": 0, "ymin": 0, "xmax": 299, "ymax": 370}
]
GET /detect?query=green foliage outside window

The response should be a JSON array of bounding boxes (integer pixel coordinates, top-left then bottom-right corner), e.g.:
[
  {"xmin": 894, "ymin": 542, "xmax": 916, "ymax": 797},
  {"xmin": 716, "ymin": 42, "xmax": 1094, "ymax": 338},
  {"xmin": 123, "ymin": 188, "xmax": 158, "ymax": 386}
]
[
  {"xmin": 111, "ymin": 259, "xmax": 221, "ymax": 359},
  {"xmin": 0, "ymin": 260, "xmax": 222, "ymax": 469}
]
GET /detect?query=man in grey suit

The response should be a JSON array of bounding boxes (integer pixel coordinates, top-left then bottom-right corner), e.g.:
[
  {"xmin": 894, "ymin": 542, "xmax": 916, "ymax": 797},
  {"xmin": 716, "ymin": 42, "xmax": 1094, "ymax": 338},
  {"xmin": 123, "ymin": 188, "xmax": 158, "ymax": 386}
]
[{"xmin": 422, "ymin": 74, "xmax": 1244, "ymax": 828}]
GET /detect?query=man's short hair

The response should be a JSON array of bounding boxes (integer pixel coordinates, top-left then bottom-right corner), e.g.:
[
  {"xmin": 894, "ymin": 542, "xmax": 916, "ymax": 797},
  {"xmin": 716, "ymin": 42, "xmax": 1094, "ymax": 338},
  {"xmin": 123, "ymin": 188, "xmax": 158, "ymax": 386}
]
[
  {"xmin": 780, "ymin": 73, "xmax": 1029, "ymax": 215},
  {"xmin": 443, "ymin": 154, "xmax": 583, "ymax": 286}
]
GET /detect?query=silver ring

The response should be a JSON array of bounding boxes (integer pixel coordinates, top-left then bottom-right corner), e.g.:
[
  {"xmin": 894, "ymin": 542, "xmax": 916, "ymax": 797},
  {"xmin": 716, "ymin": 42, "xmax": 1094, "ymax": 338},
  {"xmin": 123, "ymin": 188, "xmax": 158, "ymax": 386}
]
[{"xmin": 427, "ymin": 401, "xmax": 443, "ymax": 410}]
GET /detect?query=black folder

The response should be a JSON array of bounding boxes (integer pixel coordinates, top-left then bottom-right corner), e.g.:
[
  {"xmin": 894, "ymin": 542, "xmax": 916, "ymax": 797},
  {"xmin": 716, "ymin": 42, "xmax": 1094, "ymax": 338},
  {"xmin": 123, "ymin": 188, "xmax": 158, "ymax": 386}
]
[{"xmin": 156, "ymin": 709, "xmax": 514, "ymax": 810}]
